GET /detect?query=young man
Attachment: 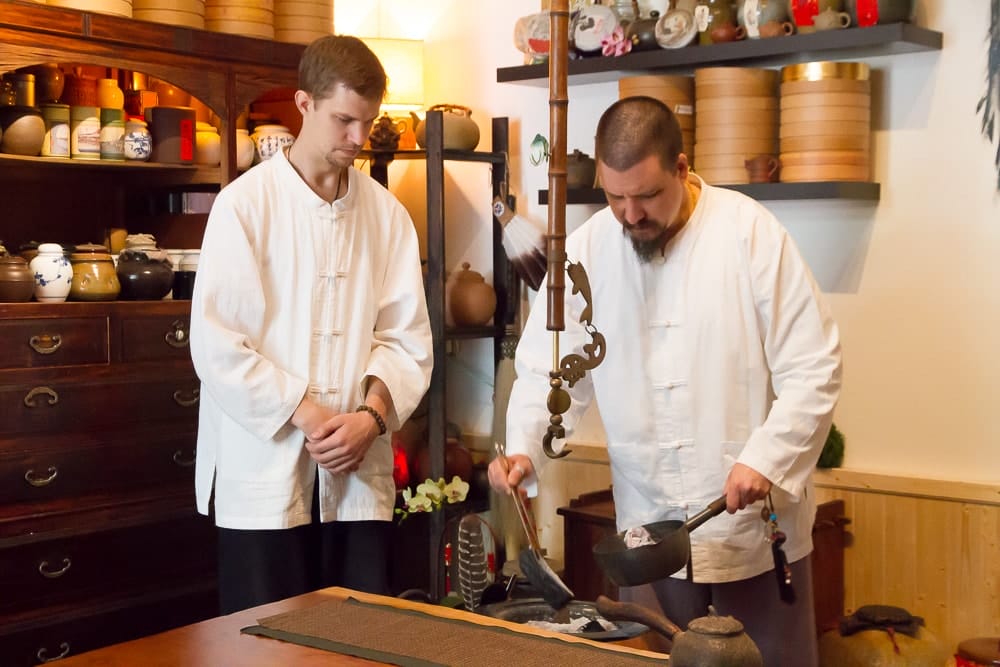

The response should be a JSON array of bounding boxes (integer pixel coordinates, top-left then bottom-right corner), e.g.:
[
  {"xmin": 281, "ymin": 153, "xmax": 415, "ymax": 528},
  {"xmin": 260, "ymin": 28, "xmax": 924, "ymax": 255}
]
[
  {"xmin": 490, "ymin": 96, "xmax": 841, "ymax": 665},
  {"xmin": 190, "ymin": 35, "xmax": 433, "ymax": 614}
]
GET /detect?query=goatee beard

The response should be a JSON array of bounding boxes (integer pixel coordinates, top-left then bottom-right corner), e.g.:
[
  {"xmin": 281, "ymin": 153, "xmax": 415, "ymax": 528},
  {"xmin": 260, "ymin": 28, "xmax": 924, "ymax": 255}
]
[{"xmin": 624, "ymin": 224, "xmax": 670, "ymax": 263}]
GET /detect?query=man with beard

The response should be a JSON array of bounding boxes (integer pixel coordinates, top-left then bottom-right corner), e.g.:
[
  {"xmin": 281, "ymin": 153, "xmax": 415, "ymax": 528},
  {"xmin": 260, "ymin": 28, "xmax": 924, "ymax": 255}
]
[
  {"xmin": 190, "ymin": 35, "xmax": 432, "ymax": 614},
  {"xmin": 489, "ymin": 96, "xmax": 841, "ymax": 666}
]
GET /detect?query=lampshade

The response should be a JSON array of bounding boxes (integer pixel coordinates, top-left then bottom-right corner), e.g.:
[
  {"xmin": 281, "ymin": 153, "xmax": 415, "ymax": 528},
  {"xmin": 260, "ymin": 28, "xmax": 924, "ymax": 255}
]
[{"xmin": 363, "ymin": 37, "xmax": 425, "ymax": 112}]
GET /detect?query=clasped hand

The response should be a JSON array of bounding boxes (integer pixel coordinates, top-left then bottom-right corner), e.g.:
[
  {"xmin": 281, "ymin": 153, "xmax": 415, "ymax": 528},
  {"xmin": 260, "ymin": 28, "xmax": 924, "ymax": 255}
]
[{"xmin": 294, "ymin": 400, "xmax": 379, "ymax": 473}]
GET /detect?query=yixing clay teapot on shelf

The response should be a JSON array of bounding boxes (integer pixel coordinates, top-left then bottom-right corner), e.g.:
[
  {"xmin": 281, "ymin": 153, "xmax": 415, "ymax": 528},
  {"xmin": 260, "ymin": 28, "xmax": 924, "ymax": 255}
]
[{"xmin": 412, "ymin": 104, "xmax": 480, "ymax": 150}]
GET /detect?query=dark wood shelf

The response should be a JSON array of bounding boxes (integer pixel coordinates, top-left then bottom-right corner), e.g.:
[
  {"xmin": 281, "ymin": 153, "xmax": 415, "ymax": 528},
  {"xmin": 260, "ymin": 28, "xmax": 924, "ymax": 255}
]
[
  {"xmin": 497, "ymin": 22, "xmax": 942, "ymax": 85},
  {"xmin": 358, "ymin": 148, "xmax": 506, "ymax": 166},
  {"xmin": 539, "ymin": 181, "xmax": 881, "ymax": 205}
]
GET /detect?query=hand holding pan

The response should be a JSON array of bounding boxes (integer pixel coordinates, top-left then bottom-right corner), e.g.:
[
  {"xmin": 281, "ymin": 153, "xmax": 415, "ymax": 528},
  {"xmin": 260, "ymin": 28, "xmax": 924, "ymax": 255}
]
[
  {"xmin": 493, "ymin": 442, "xmax": 574, "ymax": 610},
  {"xmin": 593, "ymin": 495, "xmax": 729, "ymax": 587}
]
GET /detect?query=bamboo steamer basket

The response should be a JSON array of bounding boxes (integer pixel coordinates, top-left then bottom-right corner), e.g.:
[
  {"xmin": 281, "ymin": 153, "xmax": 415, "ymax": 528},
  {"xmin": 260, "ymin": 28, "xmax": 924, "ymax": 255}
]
[
  {"xmin": 781, "ymin": 61, "xmax": 870, "ymax": 83},
  {"xmin": 694, "ymin": 154, "xmax": 759, "ymax": 171},
  {"xmin": 696, "ymin": 107, "xmax": 778, "ymax": 128},
  {"xmin": 780, "ymin": 133, "xmax": 870, "ymax": 152},
  {"xmin": 274, "ymin": 28, "xmax": 329, "ymax": 44},
  {"xmin": 780, "ymin": 150, "xmax": 869, "ymax": 167},
  {"xmin": 133, "ymin": 8, "xmax": 205, "ymax": 27},
  {"xmin": 133, "ymin": 0, "xmax": 203, "ymax": 12},
  {"xmin": 780, "ymin": 91, "xmax": 869, "ymax": 110},
  {"xmin": 781, "ymin": 164, "xmax": 870, "ymax": 182},
  {"xmin": 204, "ymin": 4, "xmax": 272, "ymax": 22},
  {"xmin": 205, "ymin": 18, "xmax": 274, "ymax": 39},
  {"xmin": 695, "ymin": 67, "xmax": 778, "ymax": 87},
  {"xmin": 619, "ymin": 74, "xmax": 694, "ymax": 130},
  {"xmin": 696, "ymin": 137, "xmax": 777, "ymax": 157},
  {"xmin": 698, "ymin": 123, "xmax": 778, "ymax": 142},
  {"xmin": 780, "ymin": 120, "xmax": 869, "ymax": 138},
  {"xmin": 274, "ymin": 0, "xmax": 331, "ymax": 18},
  {"xmin": 697, "ymin": 95, "xmax": 777, "ymax": 112},
  {"xmin": 207, "ymin": 0, "xmax": 272, "ymax": 7},
  {"xmin": 695, "ymin": 167, "xmax": 750, "ymax": 185},
  {"xmin": 47, "ymin": 0, "xmax": 132, "ymax": 17},
  {"xmin": 696, "ymin": 80, "xmax": 777, "ymax": 99},
  {"xmin": 780, "ymin": 78, "xmax": 871, "ymax": 97},
  {"xmin": 273, "ymin": 15, "xmax": 332, "ymax": 31},
  {"xmin": 781, "ymin": 105, "xmax": 870, "ymax": 124}
]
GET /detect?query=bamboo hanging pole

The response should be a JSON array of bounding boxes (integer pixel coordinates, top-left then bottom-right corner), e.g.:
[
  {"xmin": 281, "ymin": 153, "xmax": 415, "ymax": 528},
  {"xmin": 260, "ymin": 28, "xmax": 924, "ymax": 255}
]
[{"xmin": 546, "ymin": 0, "xmax": 569, "ymax": 333}]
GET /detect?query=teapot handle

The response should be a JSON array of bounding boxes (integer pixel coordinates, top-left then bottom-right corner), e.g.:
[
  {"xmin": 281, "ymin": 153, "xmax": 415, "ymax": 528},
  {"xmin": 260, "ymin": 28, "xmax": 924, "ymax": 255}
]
[{"xmin": 428, "ymin": 103, "xmax": 472, "ymax": 116}]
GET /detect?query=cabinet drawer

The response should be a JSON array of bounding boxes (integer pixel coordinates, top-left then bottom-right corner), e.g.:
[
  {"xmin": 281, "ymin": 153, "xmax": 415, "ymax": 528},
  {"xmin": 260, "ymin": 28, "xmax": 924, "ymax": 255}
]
[
  {"xmin": 120, "ymin": 313, "xmax": 193, "ymax": 363},
  {"xmin": 0, "ymin": 430, "xmax": 197, "ymax": 514},
  {"xmin": 0, "ymin": 514, "xmax": 216, "ymax": 620},
  {"xmin": 0, "ymin": 317, "xmax": 109, "ymax": 370},
  {"xmin": 0, "ymin": 581, "xmax": 217, "ymax": 667},
  {"xmin": 0, "ymin": 375, "xmax": 200, "ymax": 437}
]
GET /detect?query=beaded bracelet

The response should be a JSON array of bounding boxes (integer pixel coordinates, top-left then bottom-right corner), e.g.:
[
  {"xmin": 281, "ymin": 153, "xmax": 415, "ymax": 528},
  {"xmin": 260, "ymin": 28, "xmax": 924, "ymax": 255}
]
[{"xmin": 356, "ymin": 404, "xmax": 387, "ymax": 436}]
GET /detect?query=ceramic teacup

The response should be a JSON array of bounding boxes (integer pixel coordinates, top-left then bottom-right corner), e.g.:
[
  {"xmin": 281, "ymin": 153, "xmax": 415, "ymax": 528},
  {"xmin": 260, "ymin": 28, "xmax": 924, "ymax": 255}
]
[
  {"xmin": 813, "ymin": 8, "xmax": 852, "ymax": 30},
  {"xmin": 758, "ymin": 20, "xmax": 796, "ymax": 37},
  {"xmin": 745, "ymin": 155, "xmax": 780, "ymax": 183}
]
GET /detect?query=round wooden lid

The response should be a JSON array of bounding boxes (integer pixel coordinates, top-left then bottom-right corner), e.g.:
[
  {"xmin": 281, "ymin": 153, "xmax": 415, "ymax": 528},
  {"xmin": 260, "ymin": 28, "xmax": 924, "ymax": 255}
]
[
  {"xmin": 695, "ymin": 67, "xmax": 779, "ymax": 87},
  {"xmin": 957, "ymin": 637, "xmax": 1000, "ymax": 665},
  {"xmin": 781, "ymin": 61, "xmax": 870, "ymax": 82}
]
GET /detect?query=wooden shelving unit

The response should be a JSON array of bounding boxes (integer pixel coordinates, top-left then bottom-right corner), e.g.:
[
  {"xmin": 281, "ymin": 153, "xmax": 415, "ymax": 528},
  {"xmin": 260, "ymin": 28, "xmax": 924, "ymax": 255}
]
[{"xmin": 539, "ymin": 181, "xmax": 881, "ymax": 205}]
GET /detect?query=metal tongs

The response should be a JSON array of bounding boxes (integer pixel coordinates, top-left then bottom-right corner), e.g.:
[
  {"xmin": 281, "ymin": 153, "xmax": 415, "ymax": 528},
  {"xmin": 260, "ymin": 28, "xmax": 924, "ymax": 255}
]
[{"xmin": 494, "ymin": 441, "xmax": 574, "ymax": 610}]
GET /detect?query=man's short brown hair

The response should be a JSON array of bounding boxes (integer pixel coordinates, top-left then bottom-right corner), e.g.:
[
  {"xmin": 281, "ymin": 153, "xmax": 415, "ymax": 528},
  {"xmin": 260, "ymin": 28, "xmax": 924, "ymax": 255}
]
[
  {"xmin": 595, "ymin": 96, "xmax": 683, "ymax": 172},
  {"xmin": 299, "ymin": 35, "xmax": 387, "ymax": 103}
]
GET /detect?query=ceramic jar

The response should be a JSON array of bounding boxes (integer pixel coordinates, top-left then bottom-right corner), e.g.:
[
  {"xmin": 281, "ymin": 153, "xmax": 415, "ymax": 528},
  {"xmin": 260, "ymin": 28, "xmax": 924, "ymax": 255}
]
[
  {"xmin": 116, "ymin": 248, "xmax": 173, "ymax": 300},
  {"xmin": 250, "ymin": 123, "xmax": 295, "ymax": 164},
  {"xmin": 0, "ymin": 106, "xmax": 45, "ymax": 156},
  {"xmin": 97, "ymin": 78, "xmax": 124, "ymax": 109},
  {"xmin": 99, "ymin": 107, "xmax": 126, "ymax": 161},
  {"xmin": 123, "ymin": 118, "xmax": 152, "ymax": 161},
  {"xmin": 0, "ymin": 254, "xmax": 36, "ymax": 302},
  {"xmin": 26, "ymin": 64, "xmax": 64, "ymax": 104},
  {"xmin": 60, "ymin": 72, "xmax": 97, "ymax": 107},
  {"xmin": 412, "ymin": 105, "xmax": 481, "ymax": 151},
  {"xmin": 449, "ymin": 262, "xmax": 497, "ymax": 327},
  {"xmin": 70, "ymin": 105, "xmax": 101, "ymax": 160},
  {"xmin": 695, "ymin": 0, "xmax": 744, "ymax": 44},
  {"xmin": 69, "ymin": 246, "xmax": 120, "ymax": 301},
  {"xmin": 737, "ymin": 0, "xmax": 791, "ymax": 38},
  {"xmin": 195, "ymin": 121, "xmax": 221, "ymax": 166},
  {"xmin": 40, "ymin": 103, "xmax": 71, "ymax": 158},
  {"xmin": 29, "ymin": 242, "xmax": 73, "ymax": 302},
  {"xmin": 566, "ymin": 149, "xmax": 597, "ymax": 189},
  {"xmin": 235, "ymin": 128, "xmax": 255, "ymax": 170}
]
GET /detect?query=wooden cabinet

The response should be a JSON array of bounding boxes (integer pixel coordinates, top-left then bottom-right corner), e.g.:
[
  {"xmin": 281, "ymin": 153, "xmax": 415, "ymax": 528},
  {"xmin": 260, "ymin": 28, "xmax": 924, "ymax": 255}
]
[
  {"xmin": 557, "ymin": 488, "xmax": 849, "ymax": 635},
  {"xmin": 497, "ymin": 22, "xmax": 942, "ymax": 203},
  {"xmin": 0, "ymin": 4, "xmax": 306, "ymax": 662},
  {"xmin": 361, "ymin": 112, "xmax": 514, "ymax": 598}
]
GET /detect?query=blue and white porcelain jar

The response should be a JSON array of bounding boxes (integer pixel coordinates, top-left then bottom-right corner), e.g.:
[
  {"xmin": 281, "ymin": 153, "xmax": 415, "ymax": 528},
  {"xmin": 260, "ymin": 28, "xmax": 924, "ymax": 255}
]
[
  {"xmin": 29, "ymin": 242, "xmax": 72, "ymax": 302},
  {"xmin": 123, "ymin": 118, "xmax": 152, "ymax": 161},
  {"xmin": 250, "ymin": 124, "xmax": 295, "ymax": 164}
]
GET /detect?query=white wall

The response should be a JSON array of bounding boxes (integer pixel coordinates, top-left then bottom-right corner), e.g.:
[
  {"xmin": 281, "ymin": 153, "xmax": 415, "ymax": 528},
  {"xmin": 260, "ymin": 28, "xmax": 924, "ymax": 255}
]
[{"xmin": 338, "ymin": 1, "xmax": 1000, "ymax": 493}]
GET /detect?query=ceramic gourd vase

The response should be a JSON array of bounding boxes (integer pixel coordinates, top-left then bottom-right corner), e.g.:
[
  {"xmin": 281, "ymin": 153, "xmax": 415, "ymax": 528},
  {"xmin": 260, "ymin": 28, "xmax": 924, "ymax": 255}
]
[
  {"xmin": 250, "ymin": 124, "xmax": 295, "ymax": 164},
  {"xmin": 29, "ymin": 242, "xmax": 73, "ymax": 302},
  {"xmin": 235, "ymin": 128, "xmax": 255, "ymax": 170},
  {"xmin": 449, "ymin": 262, "xmax": 497, "ymax": 327}
]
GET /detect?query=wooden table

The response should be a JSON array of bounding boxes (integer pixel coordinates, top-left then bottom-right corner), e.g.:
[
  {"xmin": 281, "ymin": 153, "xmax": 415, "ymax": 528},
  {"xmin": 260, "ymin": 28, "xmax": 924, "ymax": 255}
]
[{"xmin": 56, "ymin": 587, "xmax": 668, "ymax": 666}]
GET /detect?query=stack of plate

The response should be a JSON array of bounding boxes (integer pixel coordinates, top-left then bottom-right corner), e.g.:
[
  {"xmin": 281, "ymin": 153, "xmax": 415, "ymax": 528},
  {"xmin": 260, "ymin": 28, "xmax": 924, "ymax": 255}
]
[
  {"xmin": 133, "ymin": 0, "xmax": 205, "ymax": 29},
  {"xmin": 618, "ymin": 74, "xmax": 694, "ymax": 165},
  {"xmin": 204, "ymin": 0, "xmax": 273, "ymax": 40},
  {"xmin": 47, "ymin": 0, "xmax": 132, "ymax": 17},
  {"xmin": 779, "ymin": 61, "xmax": 871, "ymax": 182},
  {"xmin": 273, "ymin": 0, "xmax": 333, "ymax": 45},
  {"xmin": 693, "ymin": 67, "xmax": 778, "ymax": 185}
]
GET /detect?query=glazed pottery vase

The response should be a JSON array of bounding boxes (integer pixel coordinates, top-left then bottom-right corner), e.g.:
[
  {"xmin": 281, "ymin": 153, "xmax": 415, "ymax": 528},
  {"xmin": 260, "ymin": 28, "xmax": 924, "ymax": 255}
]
[
  {"xmin": 250, "ymin": 123, "xmax": 295, "ymax": 163},
  {"xmin": 116, "ymin": 249, "xmax": 173, "ymax": 300},
  {"xmin": 0, "ymin": 254, "xmax": 36, "ymax": 302},
  {"xmin": 449, "ymin": 262, "xmax": 497, "ymax": 327},
  {"xmin": 70, "ymin": 247, "xmax": 120, "ymax": 301},
  {"xmin": 96, "ymin": 78, "xmax": 124, "ymax": 109},
  {"xmin": 235, "ymin": 128, "xmax": 255, "ymax": 170},
  {"xmin": 29, "ymin": 242, "xmax": 72, "ymax": 302}
]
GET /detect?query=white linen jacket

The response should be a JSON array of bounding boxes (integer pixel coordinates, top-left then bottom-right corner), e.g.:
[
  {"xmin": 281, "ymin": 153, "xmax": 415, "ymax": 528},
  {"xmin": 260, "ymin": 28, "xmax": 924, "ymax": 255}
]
[
  {"xmin": 506, "ymin": 176, "xmax": 841, "ymax": 582},
  {"xmin": 190, "ymin": 148, "xmax": 432, "ymax": 530}
]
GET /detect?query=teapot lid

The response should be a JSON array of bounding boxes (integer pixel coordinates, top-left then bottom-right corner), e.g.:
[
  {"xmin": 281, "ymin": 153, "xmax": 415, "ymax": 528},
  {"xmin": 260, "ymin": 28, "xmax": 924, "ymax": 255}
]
[
  {"xmin": 0, "ymin": 254, "xmax": 28, "ymax": 265},
  {"xmin": 455, "ymin": 262, "xmax": 485, "ymax": 282},
  {"xmin": 687, "ymin": 615, "xmax": 746, "ymax": 637}
]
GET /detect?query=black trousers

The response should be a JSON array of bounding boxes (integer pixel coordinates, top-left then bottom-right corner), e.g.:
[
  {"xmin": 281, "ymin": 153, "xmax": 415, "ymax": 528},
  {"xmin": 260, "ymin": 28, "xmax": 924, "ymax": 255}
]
[{"xmin": 216, "ymin": 484, "xmax": 392, "ymax": 615}]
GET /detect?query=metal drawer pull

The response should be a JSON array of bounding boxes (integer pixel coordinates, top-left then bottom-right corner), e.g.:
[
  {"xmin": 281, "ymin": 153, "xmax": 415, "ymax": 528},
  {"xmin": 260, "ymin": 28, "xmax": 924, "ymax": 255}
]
[
  {"xmin": 37, "ymin": 642, "xmax": 70, "ymax": 663},
  {"xmin": 38, "ymin": 557, "xmax": 72, "ymax": 579},
  {"xmin": 29, "ymin": 334, "xmax": 63, "ymax": 355},
  {"xmin": 173, "ymin": 449, "xmax": 196, "ymax": 467},
  {"xmin": 24, "ymin": 386, "xmax": 59, "ymax": 408},
  {"xmin": 173, "ymin": 388, "xmax": 200, "ymax": 407},
  {"xmin": 165, "ymin": 319, "xmax": 190, "ymax": 348},
  {"xmin": 25, "ymin": 467, "xmax": 58, "ymax": 487}
]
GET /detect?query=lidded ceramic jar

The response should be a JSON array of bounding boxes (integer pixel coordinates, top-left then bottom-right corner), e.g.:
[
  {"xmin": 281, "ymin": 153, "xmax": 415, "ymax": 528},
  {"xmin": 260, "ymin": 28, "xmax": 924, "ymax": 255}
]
[
  {"xmin": 29, "ymin": 242, "xmax": 73, "ymax": 302},
  {"xmin": 40, "ymin": 103, "xmax": 71, "ymax": 158},
  {"xmin": 69, "ymin": 244, "xmax": 120, "ymax": 301},
  {"xmin": 235, "ymin": 128, "xmax": 255, "ymax": 170},
  {"xmin": 70, "ymin": 105, "xmax": 101, "ymax": 160},
  {"xmin": 99, "ymin": 107, "xmax": 126, "ymax": 161},
  {"xmin": 123, "ymin": 117, "xmax": 152, "ymax": 161},
  {"xmin": 0, "ymin": 254, "xmax": 36, "ymax": 302},
  {"xmin": 250, "ymin": 123, "xmax": 295, "ymax": 164},
  {"xmin": 195, "ymin": 121, "xmax": 221, "ymax": 166},
  {"xmin": 116, "ymin": 239, "xmax": 173, "ymax": 301},
  {"xmin": 448, "ymin": 262, "xmax": 497, "ymax": 327}
]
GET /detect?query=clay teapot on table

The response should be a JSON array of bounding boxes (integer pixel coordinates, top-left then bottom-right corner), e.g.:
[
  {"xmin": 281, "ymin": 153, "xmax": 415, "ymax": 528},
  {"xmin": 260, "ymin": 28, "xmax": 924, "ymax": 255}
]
[
  {"xmin": 596, "ymin": 596, "xmax": 764, "ymax": 666},
  {"xmin": 411, "ymin": 104, "xmax": 480, "ymax": 150}
]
